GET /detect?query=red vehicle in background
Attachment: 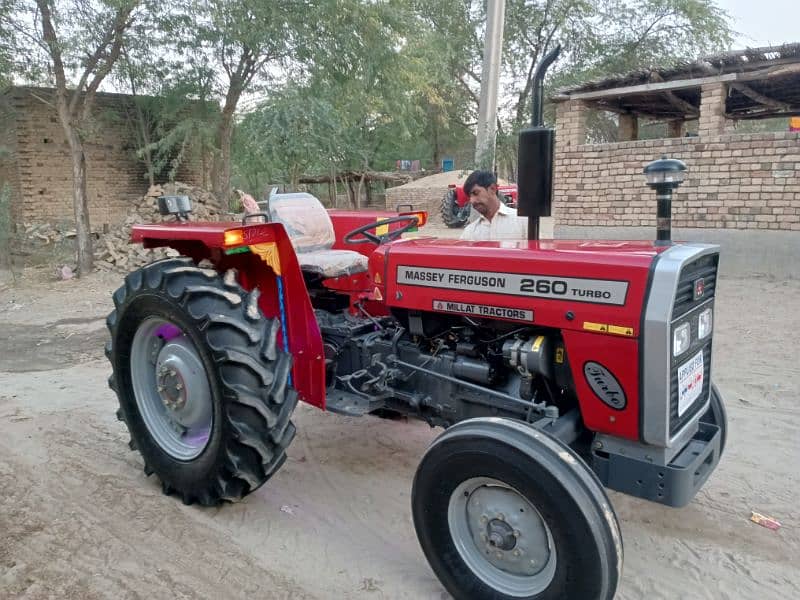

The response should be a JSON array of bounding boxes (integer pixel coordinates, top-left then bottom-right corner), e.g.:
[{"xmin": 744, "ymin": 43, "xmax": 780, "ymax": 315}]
[{"xmin": 441, "ymin": 182, "xmax": 518, "ymax": 227}]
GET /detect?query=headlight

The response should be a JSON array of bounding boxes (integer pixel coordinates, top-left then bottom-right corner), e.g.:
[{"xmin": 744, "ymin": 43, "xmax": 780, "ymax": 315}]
[
  {"xmin": 698, "ymin": 307, "xmax": 713, "ymax": 339},
  {"xmin": 673, "ymin": 323, "xmax": 691, "ymax": 356}
]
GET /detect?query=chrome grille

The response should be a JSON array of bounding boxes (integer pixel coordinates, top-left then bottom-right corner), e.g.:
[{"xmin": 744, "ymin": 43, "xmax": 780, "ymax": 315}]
[{"xmin": 672, "ymin": 254, "xmax": 718, "ymax": 319}]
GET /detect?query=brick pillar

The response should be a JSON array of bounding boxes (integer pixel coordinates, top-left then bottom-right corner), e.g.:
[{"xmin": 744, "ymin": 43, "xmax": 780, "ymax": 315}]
[
  {"xmin": 698, "ymin": 83, "xmax": 729, "ymax": 137},
  {"xmin": 667, "ymin": 119, "xmax": 684, "ymax": 138},
  {"xmin": 618, "ymin": 113, "xmax": 638, "ymax": 141},
  {"xmin": 555, "ymin": 99, "xmax": 588, "ymax": 148}
]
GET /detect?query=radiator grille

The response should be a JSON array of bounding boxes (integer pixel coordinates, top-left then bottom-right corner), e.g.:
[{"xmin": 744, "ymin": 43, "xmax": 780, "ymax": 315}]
[{"xmin": 672, "ymin": 254, "xmax": 718, "ymax": 319}]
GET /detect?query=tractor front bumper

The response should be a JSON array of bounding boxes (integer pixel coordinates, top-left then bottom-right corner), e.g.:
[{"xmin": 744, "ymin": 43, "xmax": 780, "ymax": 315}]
[{"xmin": 590, "ymin": 419, "xmax": 722, "ymax": 508}]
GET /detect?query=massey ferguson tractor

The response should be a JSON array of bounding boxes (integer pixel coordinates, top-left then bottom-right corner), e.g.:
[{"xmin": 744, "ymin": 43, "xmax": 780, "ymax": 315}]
[{"xmin": 105, "ymin": 48, "xmax": 726, "ymax": 600}]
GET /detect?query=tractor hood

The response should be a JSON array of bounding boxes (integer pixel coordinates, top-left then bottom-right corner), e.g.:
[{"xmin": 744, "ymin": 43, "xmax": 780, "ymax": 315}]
[{"xmin": 373, "ymin": 238, "xmax": 670, "ymax": 338}]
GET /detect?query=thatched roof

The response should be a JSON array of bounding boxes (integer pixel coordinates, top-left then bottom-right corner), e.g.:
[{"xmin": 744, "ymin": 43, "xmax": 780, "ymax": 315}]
[{"xmin": 554, "ymin": 43, "xmax": 800, "ymax": 120}]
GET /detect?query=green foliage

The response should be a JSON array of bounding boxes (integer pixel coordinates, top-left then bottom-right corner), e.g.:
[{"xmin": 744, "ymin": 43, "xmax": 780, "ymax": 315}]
[
  {"xmin": 2, "ymin": 0, "xmax": 736, "ymax": 193},
  {"xmin": 138, "ymin": 77, "xmax": 218, "ymax": 183},
  {"xmin": 0, "ymin": 179, "xmax": 12, "ymax": 270},
  {"xmin": 233, "ymin": 86, "xmax": 339, "ymax": 192}
]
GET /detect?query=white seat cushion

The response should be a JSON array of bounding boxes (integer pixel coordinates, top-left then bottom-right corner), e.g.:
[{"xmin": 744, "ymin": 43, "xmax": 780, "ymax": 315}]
[
  {"xmin": 297, "ymin": 249, "xmax": 368, "ymax": 279},
  {"xmin": 268, "ymin": 191, "xmax": 368, "ymax": 279}
]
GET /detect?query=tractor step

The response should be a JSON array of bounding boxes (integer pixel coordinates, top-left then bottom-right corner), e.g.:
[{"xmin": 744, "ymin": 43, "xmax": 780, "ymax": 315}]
[{"xmin": 325, "ymin": 389, "xmax": 380, "ymax": 417}]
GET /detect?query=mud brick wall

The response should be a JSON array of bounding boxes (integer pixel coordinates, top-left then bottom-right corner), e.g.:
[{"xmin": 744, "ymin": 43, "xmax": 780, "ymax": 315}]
[
  {"xmin": 0, "ymin": 86, "xmax": 206, "ymax": 228},
  {"xmin": 554, "ymin": 99, "xmax": 800, "ymax": 231}
]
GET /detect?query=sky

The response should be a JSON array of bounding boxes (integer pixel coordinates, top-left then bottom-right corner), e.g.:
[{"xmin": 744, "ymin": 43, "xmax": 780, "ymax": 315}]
[{"xmin": 719, "ymin": 0, "xmax": 797, "ymax": 48}]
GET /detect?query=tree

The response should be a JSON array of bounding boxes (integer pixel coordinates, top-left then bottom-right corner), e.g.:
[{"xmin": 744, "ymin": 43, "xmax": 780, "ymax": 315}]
[
  {"xmin": 498, "ymin": 0, "xmax": 733, "ymax": 172},
  {"xmin": 2, "ymin": 0, "xmax": 145, "ymax": 274},
  {"xmin": 181, "ymin": 0, "xmax": 308, "ymax": 207},
  {"xmin": 233, "ymin": 85, "xmax": 339, "ymax": 193}
]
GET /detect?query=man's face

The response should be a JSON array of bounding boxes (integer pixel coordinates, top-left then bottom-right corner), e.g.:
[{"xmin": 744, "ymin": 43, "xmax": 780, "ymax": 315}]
[{"xmin": 468, "ymin": 183, "xmax": 499, "ymax": 217}]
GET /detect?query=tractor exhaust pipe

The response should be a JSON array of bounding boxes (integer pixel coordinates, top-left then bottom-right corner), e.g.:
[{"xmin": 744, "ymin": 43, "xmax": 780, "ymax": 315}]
[
  {"xmin": 643, "ymin": 156, "xmax": 687, "ymax": 246},
  {"xmin": 517, "ymin": 45, "xmax": 561, "ymax": 241}
]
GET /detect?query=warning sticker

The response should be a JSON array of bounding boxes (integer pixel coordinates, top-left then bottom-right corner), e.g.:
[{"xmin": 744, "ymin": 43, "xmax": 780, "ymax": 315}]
[
  {"xmin": 398, "ymin": 266, "xmax": 628, "ymax": 306},
  {"xmin": 433, "ymin": 300, "xmax": 534, "ymax": 322}
]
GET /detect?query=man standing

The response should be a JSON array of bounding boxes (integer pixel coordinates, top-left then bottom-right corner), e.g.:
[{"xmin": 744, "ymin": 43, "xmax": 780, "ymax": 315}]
[{"xmin": 459, "ymin": 170, "xmax": 528, "ymax": 240}]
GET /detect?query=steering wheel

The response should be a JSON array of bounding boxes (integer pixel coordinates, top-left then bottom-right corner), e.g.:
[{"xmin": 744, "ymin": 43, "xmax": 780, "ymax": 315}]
[{"xmin": 343, "ymin": 215, "xmax": 420, "ymax": 245}]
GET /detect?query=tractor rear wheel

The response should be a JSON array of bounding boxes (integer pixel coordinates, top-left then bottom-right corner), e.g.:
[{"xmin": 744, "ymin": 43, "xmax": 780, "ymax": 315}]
[
  {"xmin": 412, "ymin": 418, "xmax": 622, "ymax": 600},
  {"xmin": 440, "ymin": 188, "xmax": 470, "ymax": 228},
  {"xmin": 106, "ymin": 257, "xmax": 297, "ymax": 505}
]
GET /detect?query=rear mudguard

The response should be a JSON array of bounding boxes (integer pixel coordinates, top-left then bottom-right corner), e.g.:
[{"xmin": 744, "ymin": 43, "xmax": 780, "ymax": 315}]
[{"xmin": 132, "ymin": 221, "xmax": 326, "ymax": 408}]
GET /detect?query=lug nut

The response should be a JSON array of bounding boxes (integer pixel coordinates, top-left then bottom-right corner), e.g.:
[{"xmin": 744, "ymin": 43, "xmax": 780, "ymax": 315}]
[
  {"xmin": 513, "ymin": 530, "xmax": 521, "ymax": 538},
  {"xmin": 497, "ymin": 513, "xmax": 505, "ymax": 521},
  {"xmin": 513, "ymin": 549, "xmax": 521, "ymax": 557}
]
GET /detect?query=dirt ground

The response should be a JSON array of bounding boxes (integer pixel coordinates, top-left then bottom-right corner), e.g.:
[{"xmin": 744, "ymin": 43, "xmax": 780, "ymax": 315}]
[{"xmin": 1, "ymin": 253, "xmax": 799, "ymax": 599}]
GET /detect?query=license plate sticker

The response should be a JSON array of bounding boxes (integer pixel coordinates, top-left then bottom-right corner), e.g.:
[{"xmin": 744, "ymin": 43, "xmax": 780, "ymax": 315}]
[{"xmin": 678, "ymin": 350, "xmax": 704, "ymax": 416}]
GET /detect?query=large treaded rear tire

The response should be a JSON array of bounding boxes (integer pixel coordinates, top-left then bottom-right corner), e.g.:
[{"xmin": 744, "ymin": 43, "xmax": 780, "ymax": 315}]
[
  {"xmin": 106, "ymin": 257, "xmax": 297, "ymax": 506},
  {"xmin": 440, "ymin": 188, "xmax": 470, "ymax": 228}
]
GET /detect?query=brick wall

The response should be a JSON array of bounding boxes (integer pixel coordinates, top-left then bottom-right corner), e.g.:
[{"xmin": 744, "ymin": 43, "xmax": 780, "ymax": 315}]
[
  {"xmin": 553, "ymin": 131, "xmax": 800, "ymax": 231},
  {"xmin": 385, "ymin": 184, "xmax": 461, "ymax": 224},
  {"xmin": 0, "ymin": 86, "xmax": 206, "ymax": 228}
]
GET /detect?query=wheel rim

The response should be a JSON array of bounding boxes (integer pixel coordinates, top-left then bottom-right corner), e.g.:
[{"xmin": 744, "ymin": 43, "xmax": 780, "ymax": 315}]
[
  {"xmin": 130, "ymin": 317, "xmax": 213, "ymax": 460},
  {"xmin": 448, "ymin": 477, "xmax": 557, "ymax": 597}
]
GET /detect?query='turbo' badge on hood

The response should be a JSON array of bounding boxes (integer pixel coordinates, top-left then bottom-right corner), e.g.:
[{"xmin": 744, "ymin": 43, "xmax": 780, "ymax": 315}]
[{"xmin": 583, "ymin": 361, "xmax": 626, "ymax": 410}]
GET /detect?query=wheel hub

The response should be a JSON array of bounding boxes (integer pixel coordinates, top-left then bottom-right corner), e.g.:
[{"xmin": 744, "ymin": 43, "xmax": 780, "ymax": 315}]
[
  {"xmin": 129, "ymin": 317, "xmax": 214, "ymax": 460},
  {"xmin": 157, "ymin": 365, "xmax": 187, "ymax": 410},
  {"xmin": 155, "ymin": 339, "xmax": 212, "ymax": 429},
  {"xmin": 486, "ymin": 518, "xmax": 517, "ymax": 551},
  {"xmin": 448, "ymin": 477, "xmax": 557, "ymax": 596}
]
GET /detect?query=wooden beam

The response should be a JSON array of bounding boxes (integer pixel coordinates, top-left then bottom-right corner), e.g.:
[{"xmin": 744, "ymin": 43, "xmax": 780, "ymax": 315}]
[
  {"xmin": 730, "ymin": 82, "xmax": 791, "ymax": 110},
  {"xmin": 563, "ymin": 62, "xmax": 800, "ymax": 101},
  {"xmin": 650, "ymin": 72, "xmax": 699, "ymax": 117},
  {"xmin": 725, "ymin": 106, "xmax": 800, "ymax": 120},
  {"xmin": 566, "ymin": 73, "xmax": 738, "ymax": 100}
]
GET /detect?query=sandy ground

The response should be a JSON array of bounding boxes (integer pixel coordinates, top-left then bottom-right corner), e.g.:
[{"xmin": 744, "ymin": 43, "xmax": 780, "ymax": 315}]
[{"xmin": 1, "ymin": 255, "xmax": 799, "ymax": 599}]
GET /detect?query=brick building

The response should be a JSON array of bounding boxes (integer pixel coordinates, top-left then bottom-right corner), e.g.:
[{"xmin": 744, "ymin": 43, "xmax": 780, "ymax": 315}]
[
  {"xmin": 0, "ymin": 86, "xmax": 206, "ymax": 229},
  {"xmin": 552, "ymin": 44, "xmax": 800, "ymax": 233}
]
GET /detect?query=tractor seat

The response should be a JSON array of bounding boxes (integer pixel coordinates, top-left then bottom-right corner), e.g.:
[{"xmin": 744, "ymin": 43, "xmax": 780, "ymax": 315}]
[{"xmin": 267, "ymin": 192, "xmax": 368, "ymax": 279}]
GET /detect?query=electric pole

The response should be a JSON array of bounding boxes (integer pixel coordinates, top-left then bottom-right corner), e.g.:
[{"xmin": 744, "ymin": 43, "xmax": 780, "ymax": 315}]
[{"xmin": 475, "ymin": 0, "xmax": 506, "ymax": 170}]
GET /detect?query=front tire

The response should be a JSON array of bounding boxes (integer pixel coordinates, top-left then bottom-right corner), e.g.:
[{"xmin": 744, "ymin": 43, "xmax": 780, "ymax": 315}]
[
  {"xmin": 106, "ymin": 258, "xmax": 297, "ymax": 505},
  {"xmin": 412, "ymin": 418, "xmax": 622, "ymax": 600}
]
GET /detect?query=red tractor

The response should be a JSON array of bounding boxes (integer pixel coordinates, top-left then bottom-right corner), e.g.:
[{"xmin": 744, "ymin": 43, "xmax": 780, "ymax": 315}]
[
  {"xmin": 106, "ymin": 50, "xmax": 725, "ymax": 599},
  {"xmin": 441, "ymin": 182, "xmax": 518, "ymax": 228}
]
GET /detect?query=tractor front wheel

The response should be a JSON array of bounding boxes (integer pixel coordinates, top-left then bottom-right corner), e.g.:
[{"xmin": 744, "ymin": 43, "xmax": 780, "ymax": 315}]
[
  {"xmin": 412, "ymin": 418, "xmax": 622, "ymax": 600},
  {"xmin": 106, "ymin": 258, "xmax": 297, "ymax": 505}
]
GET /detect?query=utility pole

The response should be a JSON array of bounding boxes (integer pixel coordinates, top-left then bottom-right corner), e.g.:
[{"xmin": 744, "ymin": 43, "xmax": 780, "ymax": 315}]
[{"xmin": 475, "ymin": 0, "xmax": 506, "ymax": 170}]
